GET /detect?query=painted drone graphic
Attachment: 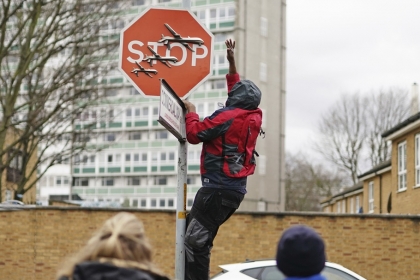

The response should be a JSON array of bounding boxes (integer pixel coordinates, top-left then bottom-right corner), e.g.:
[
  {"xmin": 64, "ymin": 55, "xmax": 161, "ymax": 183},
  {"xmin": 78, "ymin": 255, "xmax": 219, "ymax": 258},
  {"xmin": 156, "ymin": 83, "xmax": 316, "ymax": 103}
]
[
  {"xmin": 131, "ymin": 23, "xmax": 205, "ymax": 78},
  {"xmin": 131, "ymin": 61, "xmax": 158, "ymax": 78},
  {"xmin": 158, "ymin": 23, "xmax": 204, "ymax": 52}
]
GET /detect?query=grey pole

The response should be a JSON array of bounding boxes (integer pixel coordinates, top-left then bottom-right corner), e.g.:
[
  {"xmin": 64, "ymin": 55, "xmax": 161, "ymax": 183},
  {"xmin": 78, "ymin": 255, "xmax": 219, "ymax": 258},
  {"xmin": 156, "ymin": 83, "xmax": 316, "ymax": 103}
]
[
  {"xmin": 175, "ymin": 137, "xmax": 187, "ymax": 280},
  {"xmin": 175, "ymin": 3, "xmax": 190, "ymax": 279}
]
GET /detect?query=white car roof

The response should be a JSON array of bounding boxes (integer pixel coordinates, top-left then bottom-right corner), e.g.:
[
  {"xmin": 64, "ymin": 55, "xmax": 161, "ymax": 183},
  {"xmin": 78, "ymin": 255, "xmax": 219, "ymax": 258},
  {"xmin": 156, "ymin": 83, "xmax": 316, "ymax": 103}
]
[{"xmin": 217, "ymin": 260, "xmax": 366, "ymax": 280}]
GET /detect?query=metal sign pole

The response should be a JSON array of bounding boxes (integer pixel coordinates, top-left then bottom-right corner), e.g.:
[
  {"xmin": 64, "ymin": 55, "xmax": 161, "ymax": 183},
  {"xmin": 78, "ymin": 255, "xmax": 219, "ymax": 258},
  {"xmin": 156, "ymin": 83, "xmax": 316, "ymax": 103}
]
[
  {"xmin": 157, "ymin": 79, "xmax": 187, "ymax": 280},
  {"xmin": 176, "ymin": 4, "xmax": 189, "ymax": 280},
  {"xmin": 175, "ymin": 136, "xmax": 187, "ymax": 280}
]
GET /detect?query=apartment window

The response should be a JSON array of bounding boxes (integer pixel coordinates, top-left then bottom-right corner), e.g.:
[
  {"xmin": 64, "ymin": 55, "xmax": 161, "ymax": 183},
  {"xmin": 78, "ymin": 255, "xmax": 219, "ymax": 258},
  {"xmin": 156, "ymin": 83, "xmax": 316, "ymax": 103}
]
[
  {"xmin": 368, "ymin": 181, "xmax": 374, "ymax": 213},
  {"xmin": 125, "ymin": 154, "xmax": 131, "ymax": 162},
  {"xmin": 132, "ymin": 199, "xmax": 139, "ymax": 207},
  {"xmin": 197, "ymin": 10, "xmax": 206, "ymax": 20},
  {"xmin": 74, "ymin": 178, "xmax": 89, "ymax": 187},
  {"xmin": 105, "ymin": 89, "xmax": 118, "ymax": 97},
  {"xmin": 102, "ymin": 178, "xmax": 114, "ymax": 186},
  {"xmin": 142, "ymin": 153, "xmax": 148, "ymax": 162},
  {"xmin": 151, "ymin": 199, "xmax": 157, "ymax": 208},
  {"xmin": 398, "ymin": 141, "xmax": 407, "ymax": 191},
  {"xmin": 210, "ymin": 8, "xmax": 217, "ymax": 18},
  {"xmin": 260, "ymin": 17, "xmax": 268, "ymax": 37},
  {"xmin": 133, "ymin": 153, "xmax": 139, "ymax": 162},
  {"xmin": 56, "ymin": 177, "xmax": 69, "ymax": 186},
  {"xmin": 218, "ymin": 55, "xmax": 226, "ymax": 65},
  {"xmin": 219, "ymin": 7, "xmax": 226, "ymax": 18},
  {"xmin": 160, "ymin": 199, "xmax": 166, "ymax": 207},
  {"xmin": 260, "ymin": 62, "xmax": 267, "ymax": 82},
  {"xmin": 214, "ymin": 33, "xmax": 228, "ymax": 43},
  {"xmin": 187, "ymin": 199, "xmax": 193, "ymax": 207},
  {"xmin": 169, "ymin": 152, "xmax": 175, "ymax": 161},
  {"xmin": 142, "ymin": 107, "xmax": 149, "ymax": 117},
  {"xmin": 130, "ymin": 88, "xmax": 140, "ymax": 95},
  {"xmin": 187, "ymin": 176, "xmax": 196, "ymax": 185},
  {"xmin": 155, "ymin": 177, "xmax": 167, "ymax": 185},
  {"xmin": 228, "ymin": 6, "xmax": 235, "ymax": 16},
  {"xmin": 7, "ymin": 150, "xmax": 23, "ymax": 183},
  {"xmin": 355, "ymin": 196, "xmax": 360, "ymax": 213},
  {"xmin": 258, "ymin": 155, "xmax": 267, "ymax": 175},
  {"xmin": 105, "ymin": 133, "xmax": 116, "ymax": 142},
  {"xmin": 132, "ymin": 0, "xmax": 145, "ymax": 6},
  {"xmin": 126, "ymin": 108, "xmax": 132, "ymax": 117},
  {"xmin": 161, "ymin": 153, "xmax": 166, "ymax": 161},
  {"xmin": 197, "ymin": 103, "xmax": 204, "ymax": 116},
  {"xmin": 108, "ymin": 109, "xmax": 114, "ymax": 119},
  {"xmin": 140, "ymin": 199, "xmax": 147, "ymax": 207},
  {"xmin": 152, "ymin": 152, "xmax": 158, "ymax": 162},
  {"xmin": 208, "ymin": 102, "xmax": 215, "ymax": 113},
  {"xmin": 416, "ymin": 134, "xmax": 420, "ymax": 186},
  {"xmin": 153, "ymin": 107, "xmax": 159, "ymax": 116},
  {"xmin": 128, "ymin": 177, "xmax": 140, "ymax": 186},
  {"xmin": 156, "ymin": 131, "xmax": 168, "ymax": 139},
  {"xmin": 168, "ymin": 199, "xmax": 174, "ymax": 207},
  {"xmin": 128, "ymin": 132, "xmax": 141, "ymax": 140}
]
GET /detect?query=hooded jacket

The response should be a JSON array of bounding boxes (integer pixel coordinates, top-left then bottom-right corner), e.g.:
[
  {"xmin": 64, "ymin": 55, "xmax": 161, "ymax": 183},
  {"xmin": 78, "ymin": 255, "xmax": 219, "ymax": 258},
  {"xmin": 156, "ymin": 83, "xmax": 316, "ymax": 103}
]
[
  {"xmin": 58, "ymin": 261, "xmax": 170, "ymax": 280},
  {"xmin": 185, "ymin": 73, "xmax": 262, "ymax": 189}
]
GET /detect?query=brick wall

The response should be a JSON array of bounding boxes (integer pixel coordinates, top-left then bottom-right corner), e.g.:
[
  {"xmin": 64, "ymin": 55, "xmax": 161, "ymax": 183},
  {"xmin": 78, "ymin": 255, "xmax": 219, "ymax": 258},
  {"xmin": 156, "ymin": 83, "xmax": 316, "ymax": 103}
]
[{"xmin": 1, "ymin": 208, "xmax": 420, "ymax": 280}]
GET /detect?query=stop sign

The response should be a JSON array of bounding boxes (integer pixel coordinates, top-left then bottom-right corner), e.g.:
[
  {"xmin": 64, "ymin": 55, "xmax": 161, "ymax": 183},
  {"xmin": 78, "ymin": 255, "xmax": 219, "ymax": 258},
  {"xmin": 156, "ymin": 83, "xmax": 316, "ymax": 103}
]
[{"xmin": 119, "ymin": 7, "xmax": 214, "ymax": 98}]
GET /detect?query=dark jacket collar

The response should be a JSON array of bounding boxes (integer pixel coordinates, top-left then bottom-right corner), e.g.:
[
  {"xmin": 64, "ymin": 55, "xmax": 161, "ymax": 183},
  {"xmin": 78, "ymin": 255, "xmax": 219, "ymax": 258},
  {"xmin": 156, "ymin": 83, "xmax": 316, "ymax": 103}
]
[{"xmin": 60, "ymin": 261, "xmax": 170, "ymax": 280}]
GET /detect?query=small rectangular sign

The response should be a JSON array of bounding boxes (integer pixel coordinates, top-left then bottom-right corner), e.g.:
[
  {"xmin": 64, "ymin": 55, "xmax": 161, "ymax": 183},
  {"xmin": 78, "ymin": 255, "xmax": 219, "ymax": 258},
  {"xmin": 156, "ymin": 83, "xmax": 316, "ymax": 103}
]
[{"xmin": 158, "ymin": 79, "xmax": 186, "ymax": 141}]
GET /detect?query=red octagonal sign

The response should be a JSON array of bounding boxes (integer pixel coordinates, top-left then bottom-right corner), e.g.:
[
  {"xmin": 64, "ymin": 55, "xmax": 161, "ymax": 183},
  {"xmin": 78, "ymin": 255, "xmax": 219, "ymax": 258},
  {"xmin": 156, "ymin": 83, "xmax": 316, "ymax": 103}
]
[{"xmin": 119, "ymin": 7, "xmax": 214, "ymax": 98}]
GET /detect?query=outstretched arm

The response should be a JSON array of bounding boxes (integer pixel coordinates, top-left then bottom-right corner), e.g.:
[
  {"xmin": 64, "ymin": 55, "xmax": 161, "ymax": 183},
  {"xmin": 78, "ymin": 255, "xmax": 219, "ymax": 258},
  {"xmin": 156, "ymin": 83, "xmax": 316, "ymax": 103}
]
[{"xmin": 225, "ymin": 39, "xmax": 237, "ymax": 75}]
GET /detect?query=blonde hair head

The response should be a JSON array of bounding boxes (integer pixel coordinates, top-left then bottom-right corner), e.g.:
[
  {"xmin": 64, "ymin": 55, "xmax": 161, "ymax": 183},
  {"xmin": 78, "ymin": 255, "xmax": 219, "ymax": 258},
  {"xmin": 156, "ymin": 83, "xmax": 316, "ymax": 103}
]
[{"xmin": 57, "ymin": 212, "xmax": 165, "ymax": 278}]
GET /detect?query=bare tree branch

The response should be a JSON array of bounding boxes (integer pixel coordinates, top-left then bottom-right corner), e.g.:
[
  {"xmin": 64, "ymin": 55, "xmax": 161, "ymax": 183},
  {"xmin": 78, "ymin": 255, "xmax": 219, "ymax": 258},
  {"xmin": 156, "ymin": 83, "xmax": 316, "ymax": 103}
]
[
  {"xmin": 315, "ymin": 89, "xmax": 409, "ymax": 185},
  {"xmin": 285, "ymin": 152, "xmax": 346, "ymax": 211},
  {"xmin": 0, "ymin": 0, "xmax": 129, "ymax": 201}
]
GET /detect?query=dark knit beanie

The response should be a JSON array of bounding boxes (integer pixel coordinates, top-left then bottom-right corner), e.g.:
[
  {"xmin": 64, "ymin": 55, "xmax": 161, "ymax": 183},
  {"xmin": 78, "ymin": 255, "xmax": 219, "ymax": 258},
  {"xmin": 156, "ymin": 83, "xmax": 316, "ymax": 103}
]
[{"xmin": 276, "ymin": 225, "xmax": 326, "ymax": 277}]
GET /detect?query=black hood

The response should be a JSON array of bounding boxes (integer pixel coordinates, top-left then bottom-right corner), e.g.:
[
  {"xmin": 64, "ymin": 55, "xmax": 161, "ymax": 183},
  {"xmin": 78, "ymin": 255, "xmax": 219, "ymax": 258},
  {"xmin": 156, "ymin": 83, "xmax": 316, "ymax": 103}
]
[
  {"xmin": 66, "ymin": 262, "xmax": 169, "ymax": 280},
  {"xmin": 226, "ymin": 79, "xmax": 262, "ymax": 110}
]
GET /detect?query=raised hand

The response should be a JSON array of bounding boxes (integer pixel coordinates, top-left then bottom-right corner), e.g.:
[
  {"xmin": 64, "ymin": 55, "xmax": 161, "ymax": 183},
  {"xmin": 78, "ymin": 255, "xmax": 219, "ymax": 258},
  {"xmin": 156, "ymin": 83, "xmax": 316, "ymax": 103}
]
[{"xmin": 225, "ymin": 39, "xmax": 235, "ymax": 63}]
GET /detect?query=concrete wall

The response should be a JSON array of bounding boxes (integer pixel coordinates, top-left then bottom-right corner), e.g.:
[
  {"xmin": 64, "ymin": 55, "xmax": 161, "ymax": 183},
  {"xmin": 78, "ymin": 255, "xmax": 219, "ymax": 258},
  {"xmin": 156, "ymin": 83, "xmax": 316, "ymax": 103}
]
[{"xmin": 1, "ymin": 208, "xmax": 420, "ymax": 279}]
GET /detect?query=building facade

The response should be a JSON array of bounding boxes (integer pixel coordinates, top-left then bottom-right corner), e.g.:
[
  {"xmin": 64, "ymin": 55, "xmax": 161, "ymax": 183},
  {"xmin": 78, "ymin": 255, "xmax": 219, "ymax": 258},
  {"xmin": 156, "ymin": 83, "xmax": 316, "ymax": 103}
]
[
  {"xmin": 1, "ymin": 128, "xmax": 37, "ymax": 204},
  {"xmin": 321, "ymin": 183, "xmax": 363, "ymax": 214},
  {"xmin": 37, "ymin": 0, "xmax": 287, "ymax": 212},
  {"xmin": 322, "ymin": 109, "xmax": 420, "ymax": 214}
]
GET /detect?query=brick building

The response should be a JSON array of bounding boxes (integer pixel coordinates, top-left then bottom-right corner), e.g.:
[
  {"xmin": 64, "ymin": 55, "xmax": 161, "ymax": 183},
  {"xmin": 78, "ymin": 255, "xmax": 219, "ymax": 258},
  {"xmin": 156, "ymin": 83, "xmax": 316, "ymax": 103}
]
[
  {"xmin": 0, "ymin": 128, "xmax": 37, "ymax": 203},
  {"xmin": 322, "ymin": 109, "xmax": 420, "ymax": 214},
  {"xmin": 321, "ymin": 182, "xmax": 363, "ymax": 214}
]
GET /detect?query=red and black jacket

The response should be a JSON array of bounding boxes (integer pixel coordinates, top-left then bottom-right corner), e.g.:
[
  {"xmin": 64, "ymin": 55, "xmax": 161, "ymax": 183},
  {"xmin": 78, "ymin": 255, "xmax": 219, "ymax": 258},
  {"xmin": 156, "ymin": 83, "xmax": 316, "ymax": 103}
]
[{"xmin": 185, "ymin": 73, "xmax": 262, "ymax": 189}]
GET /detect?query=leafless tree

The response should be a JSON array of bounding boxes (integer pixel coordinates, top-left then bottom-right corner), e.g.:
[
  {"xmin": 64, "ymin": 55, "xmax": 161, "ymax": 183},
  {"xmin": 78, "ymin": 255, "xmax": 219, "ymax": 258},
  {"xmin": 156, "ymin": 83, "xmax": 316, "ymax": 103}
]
[
  {"xmin": 365, "ymin": 88, "xmax": 409, "ymax": 166},
  {"xmin": 0, "ymin": 0, "xmax": 128, "ymax": 201},
  {"xmin": 315, "ymin": 93, "xmax": 367, "ymax": 185},
  {"xmin": 285, "ymin": 152, "xmax": 346, "ymax": 212},
  {"xmin": 315, "ymin": 89, "xmax": 409, "ymax": 185}
]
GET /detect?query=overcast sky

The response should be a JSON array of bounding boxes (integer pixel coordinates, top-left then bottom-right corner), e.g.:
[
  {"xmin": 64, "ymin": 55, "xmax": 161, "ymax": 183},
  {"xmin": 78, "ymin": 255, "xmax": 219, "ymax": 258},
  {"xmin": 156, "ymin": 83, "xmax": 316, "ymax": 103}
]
[{"xmin": 286, "ymin": 0, "xmax": 420, "ymax": 157}]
